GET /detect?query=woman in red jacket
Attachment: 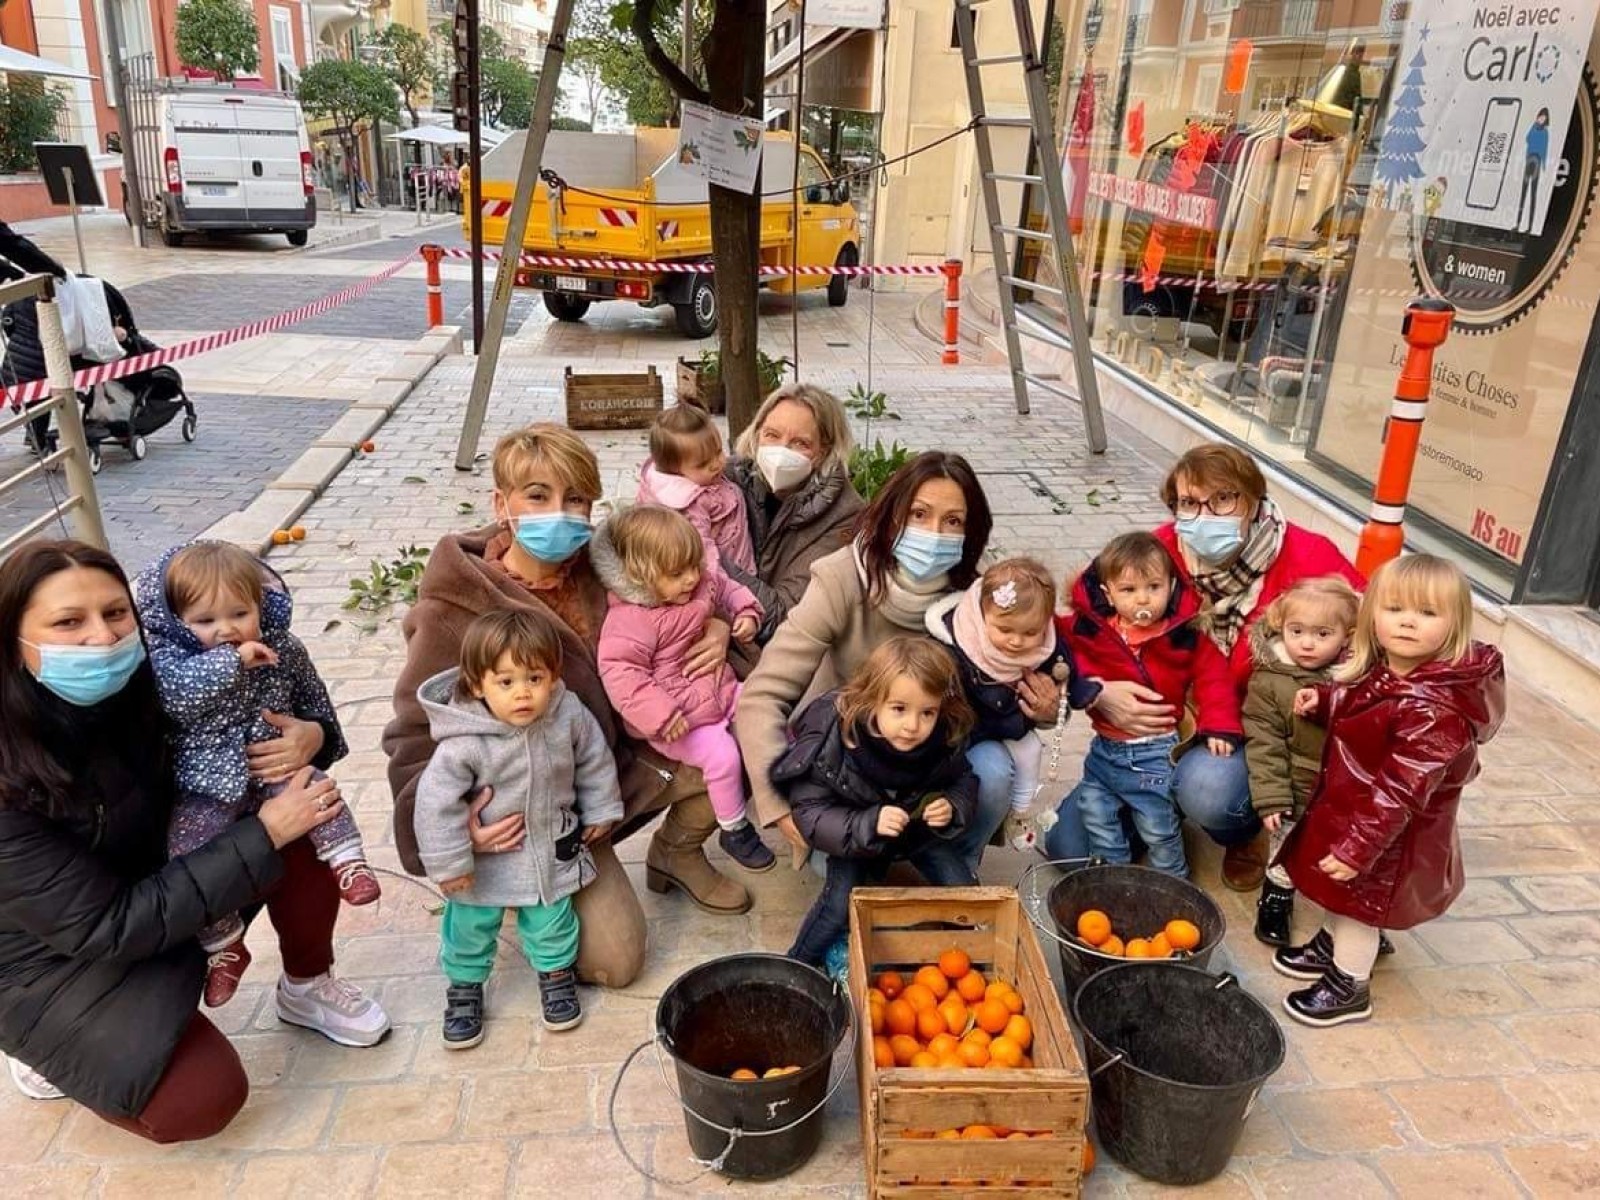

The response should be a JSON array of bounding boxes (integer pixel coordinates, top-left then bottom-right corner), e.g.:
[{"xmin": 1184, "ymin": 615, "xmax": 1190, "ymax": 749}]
[{"xmin": 1047, "ymin": 443, "xmax": 1363, "ymax": 890}]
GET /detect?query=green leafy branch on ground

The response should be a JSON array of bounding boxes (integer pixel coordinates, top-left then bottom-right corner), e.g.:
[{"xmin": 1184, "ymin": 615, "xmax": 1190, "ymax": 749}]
[{"xmin": 344, "ymin": 545, "xmax": 429, "ymax": 620}]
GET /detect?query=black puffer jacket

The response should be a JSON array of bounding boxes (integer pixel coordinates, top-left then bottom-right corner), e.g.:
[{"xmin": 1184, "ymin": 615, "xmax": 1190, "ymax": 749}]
[
  {"xmin": 770, "ymin": 692, "xmax": 978, "ymax": 858},
  {"xmin": 0, "ymin": 682, "xmax": 282, "ymax": 1117}
]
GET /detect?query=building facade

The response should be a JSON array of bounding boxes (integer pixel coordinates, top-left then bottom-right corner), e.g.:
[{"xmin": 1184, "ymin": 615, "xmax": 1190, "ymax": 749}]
[
  {"xmin": 764, "ymin": 0, "xmax": 1049, "ymax": 285},
  {"xmin": 1023, "ymin": 0, "xmax": 1600, "ymax": 693}
]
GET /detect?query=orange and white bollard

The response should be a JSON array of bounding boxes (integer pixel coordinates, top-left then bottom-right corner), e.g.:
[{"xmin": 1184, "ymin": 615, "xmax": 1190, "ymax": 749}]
[
  {"xmin": 1355, "ymin": 297, "xmax": 1455, "ymax": 577},
  {"xmin": 421, "ymin": 244, "xmax": 445, "ymax": 328},
  {"xmin": 941, "ymin": 259, "xmax": 962, "ymax": 365}
]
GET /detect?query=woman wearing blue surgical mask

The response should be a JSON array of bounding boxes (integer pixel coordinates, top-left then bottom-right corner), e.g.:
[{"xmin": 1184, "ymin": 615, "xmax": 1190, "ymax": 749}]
[
  {"xmin": 385, "ymin": 423, "xmax": 750, "ymax": 994},
  {"xmin": 738, "ymin": 451, "xmax": 1046, "ymax": 881},
  {"xmin": 1043, "ymin": 442, "xmax": 1363, "ymax": 895},
  {"xmin": 721, "ymin": 383, "xmax": 865, "ymax": 674},
  {"xmin": 0, "ymin": 540, "xmax": 373, "ymax": 1138}
]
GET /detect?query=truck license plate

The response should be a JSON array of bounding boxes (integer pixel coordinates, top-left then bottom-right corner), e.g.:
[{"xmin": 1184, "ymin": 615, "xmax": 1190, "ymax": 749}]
[
  {"xmin": 197, "ymin": 185, "xmax": 229, "ymax": 197},
  {"xmin": 556, "ymin": 275, "xmax": 588, "ymax": 292}
]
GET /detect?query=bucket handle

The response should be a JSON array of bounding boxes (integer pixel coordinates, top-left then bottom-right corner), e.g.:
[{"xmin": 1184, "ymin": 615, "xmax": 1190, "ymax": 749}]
[
  {"xmin": 1089, "ymin": 1049, "xmax": 1126, "ymax": 1078},
  {"xmin": 1016, "ymin": 857, "xmax": 1107, "ymax": 949},
  {"xmin": 606, "ymin": 985, "xmax": 857, "ymax": 1187},
  {"xmin": 1213, "ymin": 971, "xmax": 1239, "ymax": 991}
]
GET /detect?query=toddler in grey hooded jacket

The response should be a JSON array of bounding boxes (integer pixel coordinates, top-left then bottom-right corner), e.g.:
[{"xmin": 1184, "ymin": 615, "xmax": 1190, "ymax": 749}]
[{"xmin": 414, "ymin": 668, "xmax": 624, "ymax": 906}]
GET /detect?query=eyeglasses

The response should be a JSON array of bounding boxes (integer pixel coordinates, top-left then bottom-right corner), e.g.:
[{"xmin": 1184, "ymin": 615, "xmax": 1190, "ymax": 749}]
[{"xmin": 1174, "ymin": 490, "xmax": 1242, "ymax": 518}]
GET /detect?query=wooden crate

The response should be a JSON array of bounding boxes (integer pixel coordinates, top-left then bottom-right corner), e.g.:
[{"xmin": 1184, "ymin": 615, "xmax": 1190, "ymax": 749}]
[
  {"xmin": 563, "ymin": 366, "xmax": 663, "ymax": 430},
  {"xmin": 675, "ymin": 356, "xmax": 725, "ymax": 414},
  {"xmin": 848, "ymin": 887, "xmax": 1088, "ymax": 1198}
]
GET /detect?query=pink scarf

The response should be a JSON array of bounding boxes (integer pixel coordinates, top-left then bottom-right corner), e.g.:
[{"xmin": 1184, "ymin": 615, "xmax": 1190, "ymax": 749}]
[{"xmin": 950, "ymin": 583, "xmax": 1052, "ymax": 684}]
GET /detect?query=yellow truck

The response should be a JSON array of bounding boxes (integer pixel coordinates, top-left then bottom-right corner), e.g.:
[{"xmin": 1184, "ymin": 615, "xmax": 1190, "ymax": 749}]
[{"xmin": 464, "ymin": 128, "xmax": 860, "ymax": 337}]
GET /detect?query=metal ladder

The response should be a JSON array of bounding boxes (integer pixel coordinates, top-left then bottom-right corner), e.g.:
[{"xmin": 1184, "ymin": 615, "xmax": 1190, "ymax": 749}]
[{"xmin": 953, "ymin": 0, "xmax": 1107, "ymax": 452}]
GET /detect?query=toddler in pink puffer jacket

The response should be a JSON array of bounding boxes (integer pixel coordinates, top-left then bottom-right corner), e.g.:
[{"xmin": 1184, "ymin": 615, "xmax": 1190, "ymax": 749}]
[
  {"xmin": 592, "ymin": 504, "xmax": 773, "ymax": 872},
  {"xmin": 637, "ymin": 403, "xmax": 756, "ymax": 574}
]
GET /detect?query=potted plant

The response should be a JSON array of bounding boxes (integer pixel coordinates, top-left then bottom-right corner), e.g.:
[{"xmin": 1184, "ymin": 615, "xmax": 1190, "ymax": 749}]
[
  {"xmin": 675, "ymin": 350, "xmax": 793, "ymax": 416},
  {"xmin": 675, "ymin": 349, "xmax": 726, "ymax": 414}
]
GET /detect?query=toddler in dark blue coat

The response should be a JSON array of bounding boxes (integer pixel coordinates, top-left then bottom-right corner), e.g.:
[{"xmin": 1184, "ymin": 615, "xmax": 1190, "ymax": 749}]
[{"xmin": 134, "ymin": 541, "xmax": 378, "ymax": 1007}]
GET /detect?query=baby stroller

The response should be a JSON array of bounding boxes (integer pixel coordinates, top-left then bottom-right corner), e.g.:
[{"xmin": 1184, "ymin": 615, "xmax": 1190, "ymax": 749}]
[
  {"xmin": 1, "ymin": 274, "xmax": 197, "ymax": 474},
  {"xmin": 78, "ymin": 280, "xmax": 198, "ymax": 473}
]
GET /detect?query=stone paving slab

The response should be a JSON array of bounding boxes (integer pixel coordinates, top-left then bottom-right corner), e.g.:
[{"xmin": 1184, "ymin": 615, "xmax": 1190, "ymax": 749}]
[{"xmin": 6, "ymin": 352, "xmax": 1595, "ymax": 1196}]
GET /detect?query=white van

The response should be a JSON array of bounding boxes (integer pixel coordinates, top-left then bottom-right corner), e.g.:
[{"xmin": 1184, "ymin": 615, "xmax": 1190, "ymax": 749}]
[{"xmin": 127, "ymin": 83, "xmax": 316, "ymax": 247}]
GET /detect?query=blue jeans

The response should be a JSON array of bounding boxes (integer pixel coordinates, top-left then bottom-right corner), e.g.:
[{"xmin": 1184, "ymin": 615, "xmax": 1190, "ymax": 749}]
[
  {"xmin": 1070, "ymin": 734, "xmax": 1187, "ymax": 877},
  {"xmin": 1045, "ymin": 739, "xmax": 1258, "ymax": 860},
  {"xmin": 950, "ymin": 740, "xmax": 1014, "ymax": 870},
  {"xmin": 1171, "ymin": 747, "xmax": 1258, "ymax": 846},
  {"xmin": 789, "ymin": 842, "xmax": 976, "ymax": 966}
]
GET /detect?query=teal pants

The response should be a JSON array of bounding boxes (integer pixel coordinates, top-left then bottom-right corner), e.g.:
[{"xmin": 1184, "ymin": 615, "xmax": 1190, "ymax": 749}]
[{"xmin": 440, "ymin": 897, "xmax": 579, "ymax": 983}]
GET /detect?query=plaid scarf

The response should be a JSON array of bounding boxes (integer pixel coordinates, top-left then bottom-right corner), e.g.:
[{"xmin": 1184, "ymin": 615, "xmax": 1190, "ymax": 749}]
[{"xmin": 1183, "ymin": 497, "xmax": 1287, "ymax": 655}]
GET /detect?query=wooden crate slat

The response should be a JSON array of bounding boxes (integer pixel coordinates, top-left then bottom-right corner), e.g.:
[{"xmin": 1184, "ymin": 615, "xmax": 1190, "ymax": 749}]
[
  {"xmin": 878, "ymin": 1138, "xmax": 1082, "ymax": 1175},
  {"xmin": 864, "ymin": 931, "xmax": 997, "ymax": 971},
  {"xmin": 880, "ymin": 1185, "xmax": 1079, "ymax": 1199},
  {"xmin": 880, "ymin": 1079, "xmax": 1084, "ymax": 1133}
]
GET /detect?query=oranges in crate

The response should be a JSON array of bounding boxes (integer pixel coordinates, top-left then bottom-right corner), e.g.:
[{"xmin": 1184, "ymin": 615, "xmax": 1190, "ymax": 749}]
[
  {"xmin": 866, "ymin": 949, "xmax": 1036, "ymax": 1074},
  {"xmin": 1075, "ymin": 909, "xmax": 1203, "ymax": 959}
]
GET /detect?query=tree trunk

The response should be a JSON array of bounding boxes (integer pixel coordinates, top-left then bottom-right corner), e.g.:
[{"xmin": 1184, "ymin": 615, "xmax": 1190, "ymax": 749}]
[{"xmin": 703, "ymin": 0, "xmax": 765, "ymax": 440}]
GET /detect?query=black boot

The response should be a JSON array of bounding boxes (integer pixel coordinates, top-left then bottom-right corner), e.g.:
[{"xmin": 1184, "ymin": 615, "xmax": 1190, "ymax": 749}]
[
  {"xmin": 538, "ymin": 967, "xmax": 583, "ymax": 1031},
  {"xmin": 718, "ymin": 822, "xmax": 776, "ymax": 873},
  {"xmin": 442, "ymin": 982, "xmax": 484, "ymax": 1050},
  {"xmin": 1273, "ymin": 928, "xmax": 1334, "ymax": 981},
  {"xmin": 1285, "ymin": 963, "xmax": 1373, "ymax": 1027},
  {"xmin": 1378, "ymin": 931, "xmax": 1396, "ymax": 956},
  {"xmin": 1254, "ymin": 882, "xmax": 1295, "ymax": 947}
]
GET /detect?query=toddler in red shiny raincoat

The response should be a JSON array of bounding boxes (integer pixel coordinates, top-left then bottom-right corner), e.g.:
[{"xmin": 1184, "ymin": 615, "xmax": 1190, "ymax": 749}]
[{"xmin": 1274, "ymin": 554, "xmax": 1504, "ymax": 1028}]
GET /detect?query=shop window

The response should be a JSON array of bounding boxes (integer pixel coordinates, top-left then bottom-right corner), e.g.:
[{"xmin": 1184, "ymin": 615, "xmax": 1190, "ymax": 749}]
[{"xmin": 1038, "ymin": 0, "xmax": 1600, "ymax": 595}]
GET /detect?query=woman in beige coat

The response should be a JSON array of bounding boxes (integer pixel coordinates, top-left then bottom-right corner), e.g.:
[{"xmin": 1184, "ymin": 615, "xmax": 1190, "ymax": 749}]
[{"xmin": 735, "ymin": 452, "xmax": 1064, "ymax": 871}]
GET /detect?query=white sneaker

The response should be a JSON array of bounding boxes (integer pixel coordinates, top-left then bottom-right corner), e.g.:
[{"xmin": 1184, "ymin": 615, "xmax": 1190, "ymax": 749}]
[
  {"xmin": 7, "ymin": 1055, "xmax": 65, "ymax": 1100},
  {"xmin": 276, "ymin": 973, "xmax": 391, "ymax": 1047}
]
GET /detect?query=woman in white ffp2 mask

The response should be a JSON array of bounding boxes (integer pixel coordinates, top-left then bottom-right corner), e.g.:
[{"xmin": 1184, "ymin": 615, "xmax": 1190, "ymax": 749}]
[{"xmin": 721, "ymin": 383, "xmax": 865, "ymax": 673}]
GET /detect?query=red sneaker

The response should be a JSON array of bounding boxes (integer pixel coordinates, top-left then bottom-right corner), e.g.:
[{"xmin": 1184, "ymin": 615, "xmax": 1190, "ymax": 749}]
[
  {"xmin": 204, "ymin": 938, "xmax": 252, "ymax": 1008},
  {"xmin": 336, "ymin": 860, "xmax": 381, "ymax": 906}
]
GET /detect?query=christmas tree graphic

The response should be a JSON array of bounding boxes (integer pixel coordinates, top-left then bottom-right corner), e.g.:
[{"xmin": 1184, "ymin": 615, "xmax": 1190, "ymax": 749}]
[{"xmin": 1375, "ymin": 26, "xmax": 1430, "ymax": 209}]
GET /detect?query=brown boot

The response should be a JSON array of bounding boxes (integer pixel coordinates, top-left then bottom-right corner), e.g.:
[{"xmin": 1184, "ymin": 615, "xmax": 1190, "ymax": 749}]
[
  {"xmin": 645, "ymin": 795, "xmax": 753, "ymax": 915},
  {"xmin": 1222, "ymin": 828, "xmax": 1270, "ymax": 892}
]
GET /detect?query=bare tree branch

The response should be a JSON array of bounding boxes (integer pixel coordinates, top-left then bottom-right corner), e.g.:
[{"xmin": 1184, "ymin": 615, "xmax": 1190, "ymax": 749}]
[{"xmin": 631, "ymin": 0, "xmax": 708, "ymax": 105}]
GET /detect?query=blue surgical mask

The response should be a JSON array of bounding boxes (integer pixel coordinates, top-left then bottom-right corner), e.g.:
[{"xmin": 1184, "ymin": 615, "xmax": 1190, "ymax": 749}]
[
  {"xmin": 22, "ymin": 631, "xmax": 146, "ymax": 707},
  {"xmin": 1176, "ymin": 515, "xmax": 1245, "ymax": 563},
  {"xmin": 514, "ymin": 513, "xmax": 592, "ymax": 564},
  {"xmin": 892, "ymin": 526, "xmax": 965, "ymax": 583}
]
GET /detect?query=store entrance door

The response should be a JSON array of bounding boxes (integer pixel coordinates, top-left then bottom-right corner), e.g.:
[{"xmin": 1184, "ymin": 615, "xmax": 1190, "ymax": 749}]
[{"xmin": 1517, "ymin": 309, "xmax": 1600, "ymax": 608}]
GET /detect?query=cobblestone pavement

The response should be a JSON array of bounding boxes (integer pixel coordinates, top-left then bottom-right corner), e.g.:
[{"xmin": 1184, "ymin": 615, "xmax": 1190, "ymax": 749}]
[
  {"xmin": 0, "ymin": 391, "xmax": 347, "ymax": 572},
  {"xmin": 5, "ymin": 335, "xmax": 1597, "ymax": 1196}
]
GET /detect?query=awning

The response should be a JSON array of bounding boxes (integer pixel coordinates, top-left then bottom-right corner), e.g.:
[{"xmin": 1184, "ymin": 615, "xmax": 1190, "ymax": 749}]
[
  {"xmin": 0, "ymin": 43, "xmax": 95, "ymax": 80},
  {"xmin": 764, "ymin": 25, "xmax": 854, "ymax": 85},
  {"xmin": 389, "ymin": 126, "xmax": 471, "ymax": 146}
]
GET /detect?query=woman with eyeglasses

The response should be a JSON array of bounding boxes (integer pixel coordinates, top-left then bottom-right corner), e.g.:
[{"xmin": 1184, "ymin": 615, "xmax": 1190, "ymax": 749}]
[{"xmin": 1045, "ymin": 443, "xmax": 1363, "ymax": 891}]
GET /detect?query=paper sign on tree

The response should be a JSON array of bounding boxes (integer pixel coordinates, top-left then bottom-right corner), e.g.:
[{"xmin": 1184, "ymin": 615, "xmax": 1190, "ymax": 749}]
[{"xmin": 678, "ymin": 101, "xmax": 766, "ymax": 194}]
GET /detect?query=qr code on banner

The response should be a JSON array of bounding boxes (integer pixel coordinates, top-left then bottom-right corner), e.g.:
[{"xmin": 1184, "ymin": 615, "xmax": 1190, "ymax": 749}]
[{"xmin": 1483, "ymin": 130, "xmax": 1509, "ymax": 166}]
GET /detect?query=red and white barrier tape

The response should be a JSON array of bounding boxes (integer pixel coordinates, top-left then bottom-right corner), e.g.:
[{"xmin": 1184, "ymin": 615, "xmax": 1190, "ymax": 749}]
[
  {"xmin": 3, "ymin": 257, "xmax": 411, "ymax": 410},
  {"xmin": 428, "ymin": 245, "xmax": 949, "ymax": 277}
]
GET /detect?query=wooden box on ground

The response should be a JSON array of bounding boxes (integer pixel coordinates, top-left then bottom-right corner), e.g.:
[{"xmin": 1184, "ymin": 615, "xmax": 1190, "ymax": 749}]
[
  {"xmin": 675, "ymin": 356, "xmax": 726, "ymax": 414},
  {"xmin": 848, "ymin": 887, "xmax": 1088, "ymax": 1198},
  {"xmin": 563, "ymin": 366, "xmax": 663, "ymax": 429}
]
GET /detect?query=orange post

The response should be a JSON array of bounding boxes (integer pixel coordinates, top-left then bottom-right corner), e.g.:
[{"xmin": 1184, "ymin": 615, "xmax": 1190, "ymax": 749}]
[
  {"xmin": 421, "ymin": 243, "xmax": 445, "ymax": 328},
  {"xmin": 941, "ymin": 259, "xmax": 962, "ymax": 365},
  {"xmin": 1355, "ymin": 297, "xmax": 1455, "ymax": 577}
]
